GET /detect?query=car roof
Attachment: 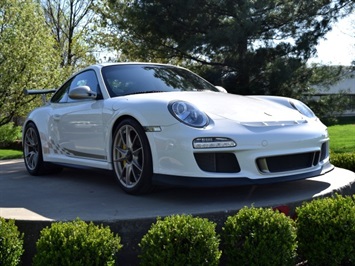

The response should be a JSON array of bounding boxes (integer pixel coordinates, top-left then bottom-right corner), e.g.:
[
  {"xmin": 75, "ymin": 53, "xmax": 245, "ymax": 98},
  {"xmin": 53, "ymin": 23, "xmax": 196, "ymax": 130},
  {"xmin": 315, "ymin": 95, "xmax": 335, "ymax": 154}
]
[
  {"xmin": 76, "ymin": 62, "xmax": 185, "ymax": 75},
  {"xmin": 90, "ymin": 62, "xmax": 176, "ymax": 69}
]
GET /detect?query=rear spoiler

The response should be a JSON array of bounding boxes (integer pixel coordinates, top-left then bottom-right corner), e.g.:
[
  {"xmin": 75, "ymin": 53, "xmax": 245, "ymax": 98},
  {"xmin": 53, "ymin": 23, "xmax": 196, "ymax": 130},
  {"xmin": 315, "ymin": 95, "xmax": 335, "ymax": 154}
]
[
  {"xmin": 23, "ymin": 88, "xmax": 57, "ymax": 104},
  {"xmin": 23, "ymin": 89, "xmax": 57, "ymax": 95}
]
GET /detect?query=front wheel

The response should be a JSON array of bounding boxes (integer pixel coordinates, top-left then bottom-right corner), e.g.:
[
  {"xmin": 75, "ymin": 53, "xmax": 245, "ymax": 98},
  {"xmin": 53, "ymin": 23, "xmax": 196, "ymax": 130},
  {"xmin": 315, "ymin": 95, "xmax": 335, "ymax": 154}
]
[{"xmin": 112, "ymin": 119, "xmax": 154, "ymax": 194}]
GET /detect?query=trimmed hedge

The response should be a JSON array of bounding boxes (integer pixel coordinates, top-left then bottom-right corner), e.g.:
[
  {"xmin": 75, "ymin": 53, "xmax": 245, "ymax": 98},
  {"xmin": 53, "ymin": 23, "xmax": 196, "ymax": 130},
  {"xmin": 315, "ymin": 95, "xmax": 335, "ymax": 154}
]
[
  {"xmin": 330, "ymin": 152, "xmax": 355, "ymax": 172},
  {"xmin": 32, "ymin": 219, "xmax": 122, "ymax": 266},
  {"xmin": 4, "ymin": 195, "xmax": 355, "ymax": 265},
  {"xmin": 222, "ymin": 206, "xmax": 297, "ymax": 266},
  {"xmin": 0, "ymin": 217, "xmax": 24, "ymax": 266},
  {"xmin": 296, "ymin": 194, "xmax": 355, "ymax": 266},
  {"xmin": 139, "ymin": 214, "xmax": 221, "ymax": 265}
]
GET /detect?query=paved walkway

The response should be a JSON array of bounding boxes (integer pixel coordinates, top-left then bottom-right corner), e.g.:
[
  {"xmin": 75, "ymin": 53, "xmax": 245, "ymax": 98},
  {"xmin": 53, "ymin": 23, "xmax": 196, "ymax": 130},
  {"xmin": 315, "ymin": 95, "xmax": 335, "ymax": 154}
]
[{"xmin": 1, "ymin": 159, "xmax": 355, "ymax": 222}]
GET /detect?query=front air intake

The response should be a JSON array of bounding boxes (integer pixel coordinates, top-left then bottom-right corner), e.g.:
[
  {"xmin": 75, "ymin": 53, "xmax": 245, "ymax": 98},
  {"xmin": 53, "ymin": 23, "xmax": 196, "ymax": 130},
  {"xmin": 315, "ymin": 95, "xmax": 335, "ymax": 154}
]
[
  {"xmin": 194, "ymin": 153, "xmax": 241, "ymax": 173},
  {"xmin": 257, "ymin": 151, "xmax": 321, "ymax": 173}
]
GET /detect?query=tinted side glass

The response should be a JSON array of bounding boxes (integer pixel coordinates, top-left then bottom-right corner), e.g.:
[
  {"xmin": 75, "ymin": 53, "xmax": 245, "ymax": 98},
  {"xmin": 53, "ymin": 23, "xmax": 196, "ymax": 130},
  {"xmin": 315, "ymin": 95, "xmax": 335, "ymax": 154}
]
[
  {"xmin": 70, "ymin": 70, "xmax": 99, "ymax": 92},
  {"xmin": 51, "ymin": 80, "xmax": 70, "ymax": 103},
  {"xmin": 51, "ymin": 70, "xmax": 101, "ymax": 103}
]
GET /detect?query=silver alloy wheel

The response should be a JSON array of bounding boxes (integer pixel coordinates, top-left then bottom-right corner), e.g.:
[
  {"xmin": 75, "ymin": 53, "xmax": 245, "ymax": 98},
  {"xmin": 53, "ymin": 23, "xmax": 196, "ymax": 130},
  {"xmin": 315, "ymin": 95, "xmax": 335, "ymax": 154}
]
[
  {"xmin": 113, "ymin": 124, "xmax": 144, "ymax": 189},
  {"xmin": 24, "ymin": 126, "xmax": 40, "ymax": 171}
]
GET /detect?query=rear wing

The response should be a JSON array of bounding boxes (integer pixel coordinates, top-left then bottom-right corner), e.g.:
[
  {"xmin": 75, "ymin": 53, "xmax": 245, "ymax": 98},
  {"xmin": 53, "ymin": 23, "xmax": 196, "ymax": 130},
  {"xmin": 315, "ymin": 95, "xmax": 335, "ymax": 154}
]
[{"xmin": 23, "ymin": 88, "xmax": 57, "ymax": 104}]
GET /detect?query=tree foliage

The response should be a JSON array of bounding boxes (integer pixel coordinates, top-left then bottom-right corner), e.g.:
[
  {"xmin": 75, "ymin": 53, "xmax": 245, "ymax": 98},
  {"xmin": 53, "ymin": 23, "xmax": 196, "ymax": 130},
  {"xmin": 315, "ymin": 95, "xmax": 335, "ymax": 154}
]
[
  {"xmin": 41, "ymin": 0, "xmax": 98, "ymax": 70},
  {"xmin": 102, "ymin": 0, "xmax": 354, "ymax": 97},
  {"xmin": 0, "ymin": 0, "xmax": 63, "ymax": 127},
  {"xmin": 302, "ymin": 65, "xmax": 353, "ymax": 124}
]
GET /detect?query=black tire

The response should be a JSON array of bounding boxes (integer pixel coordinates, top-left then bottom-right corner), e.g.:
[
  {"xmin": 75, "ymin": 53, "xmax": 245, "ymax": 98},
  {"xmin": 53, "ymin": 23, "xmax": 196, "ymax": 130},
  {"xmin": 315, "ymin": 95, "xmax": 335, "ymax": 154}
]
[
  {"xmin": 23, "ymin": 122, "xmax": 62, "ymax": 175},
  {"xmin": 112, "ymin": 119, "xmax": 154, "ymax": 194}
]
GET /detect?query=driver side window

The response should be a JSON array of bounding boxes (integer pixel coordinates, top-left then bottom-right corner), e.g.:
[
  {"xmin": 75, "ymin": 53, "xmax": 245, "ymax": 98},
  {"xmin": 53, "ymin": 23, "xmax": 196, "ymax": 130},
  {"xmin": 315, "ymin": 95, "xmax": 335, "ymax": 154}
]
[
  {"xmin": 51, "ymin": 70, "xmax": 101, "ymax": 103},
  {"xmin": 68, "ymin": 70, "xmax": 101, "ymax": 102},
  {"xmin": 51, "ymin": 80, "xmax": 70, "ymax": 103}
]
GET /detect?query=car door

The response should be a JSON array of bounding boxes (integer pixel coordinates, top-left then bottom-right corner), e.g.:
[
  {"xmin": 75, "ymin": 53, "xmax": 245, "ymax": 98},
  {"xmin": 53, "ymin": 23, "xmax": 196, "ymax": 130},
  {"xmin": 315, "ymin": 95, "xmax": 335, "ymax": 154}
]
[{"xmin": 49, "ymin": 70, "xmax": 107, "ymax": 161}]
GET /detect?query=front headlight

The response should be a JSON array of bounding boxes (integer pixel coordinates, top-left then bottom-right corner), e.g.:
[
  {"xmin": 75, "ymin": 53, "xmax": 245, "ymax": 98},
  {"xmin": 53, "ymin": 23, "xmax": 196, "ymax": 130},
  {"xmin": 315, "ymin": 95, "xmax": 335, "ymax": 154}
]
[
  {"xmin": 289, "ymin": 100, "xmax": 316, "ymax": 118},
  {"xmin": 168, "ymin": 101, "xmax": 209, "ymax": 128}
]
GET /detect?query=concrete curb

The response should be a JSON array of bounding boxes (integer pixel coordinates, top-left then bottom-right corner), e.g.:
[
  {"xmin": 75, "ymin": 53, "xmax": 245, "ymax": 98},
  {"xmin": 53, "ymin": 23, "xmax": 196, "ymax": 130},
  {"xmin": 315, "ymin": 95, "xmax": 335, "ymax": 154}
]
[{"xmin": 1, "ymin": 160, "xmax": 355, "ymax": 265}]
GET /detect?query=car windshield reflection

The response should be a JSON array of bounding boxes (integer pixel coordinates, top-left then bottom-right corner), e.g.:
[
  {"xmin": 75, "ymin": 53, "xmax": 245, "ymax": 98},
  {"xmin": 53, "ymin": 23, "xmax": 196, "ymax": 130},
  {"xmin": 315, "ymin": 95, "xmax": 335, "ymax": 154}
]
[{"xmin": 101, "ymin": 64, "xmax": 219, "ymax": 97}]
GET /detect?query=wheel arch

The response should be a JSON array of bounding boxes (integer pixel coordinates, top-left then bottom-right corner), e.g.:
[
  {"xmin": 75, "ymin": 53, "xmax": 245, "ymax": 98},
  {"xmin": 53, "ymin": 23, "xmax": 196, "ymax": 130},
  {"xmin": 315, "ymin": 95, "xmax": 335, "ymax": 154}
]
[
  {"xmin": 22, "ymin": 120, "xmax": 37, "ymax": 146},
  {"xmin": 108, "ymin": 115, "xmax": 151, "ymax": 163},
  {"xmin": 22, "ymin": 107, "xmax": 52, "ymax": 157},
  {"xmin": 110, "ymin": 115, "xmax": 155, "ymax": 194},
  {"xmin": 111, "ymin": 115, "xmax": 140, "ymax": 135}
]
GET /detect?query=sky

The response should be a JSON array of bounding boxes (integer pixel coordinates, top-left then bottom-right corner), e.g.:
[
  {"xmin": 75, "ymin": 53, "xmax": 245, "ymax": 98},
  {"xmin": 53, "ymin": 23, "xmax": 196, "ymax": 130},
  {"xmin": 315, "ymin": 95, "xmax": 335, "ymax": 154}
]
[{"xmin": 308, "ymin": 12, "xmax": 355, "ymax": 66}]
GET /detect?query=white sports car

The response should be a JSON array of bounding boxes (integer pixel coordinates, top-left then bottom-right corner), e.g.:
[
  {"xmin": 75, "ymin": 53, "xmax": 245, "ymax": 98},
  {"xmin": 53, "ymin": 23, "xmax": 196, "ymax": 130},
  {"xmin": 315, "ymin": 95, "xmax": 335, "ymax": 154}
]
[{"xmin": 23, "ymin": 63, "xmax": 333, "ymax": 194}]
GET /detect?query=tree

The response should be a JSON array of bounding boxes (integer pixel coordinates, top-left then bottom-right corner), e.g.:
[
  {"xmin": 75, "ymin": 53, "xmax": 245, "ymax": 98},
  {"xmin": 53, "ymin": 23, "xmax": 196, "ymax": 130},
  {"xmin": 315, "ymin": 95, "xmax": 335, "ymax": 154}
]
[
  {"xmin": 302, "ymin": 64, "xmax": 351, "ymax": 124},
  {"xmin": 101, "ymin": 0, "xmax": 354, "ymax": 97},
  {"xmin": 0, "ymin": 0, "xmax": 63, "ymax": 127},
  {"xmin": 41, "ymin": 0, "xmax": 97, "ymax": 70}
]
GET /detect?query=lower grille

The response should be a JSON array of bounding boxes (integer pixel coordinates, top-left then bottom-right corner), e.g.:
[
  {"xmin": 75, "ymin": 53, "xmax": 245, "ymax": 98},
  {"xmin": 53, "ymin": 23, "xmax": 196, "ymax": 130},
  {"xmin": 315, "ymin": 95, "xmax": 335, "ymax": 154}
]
[
  {"xmin": 194, "ymin": 153, "xmax": 241, "ymax": 173},
  {"xmin": 257, "ymin": 152, "xmax": 320, "ymax": 173}
]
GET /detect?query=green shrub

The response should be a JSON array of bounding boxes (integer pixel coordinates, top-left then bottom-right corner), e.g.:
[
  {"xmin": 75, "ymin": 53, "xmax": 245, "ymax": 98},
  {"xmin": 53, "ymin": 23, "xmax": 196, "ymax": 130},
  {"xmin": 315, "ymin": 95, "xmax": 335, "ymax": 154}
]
[
  {"xmin": 0, "ymin": 218, "xmax": 24, "ymax": 266},
  {"xmin": 296, "ymin": 195, "xmax": 355, "ymax": 266},
  {"xmin": 0, "ymin": 123, "xmax": 22, "ymax": 144},
  {"xmin": 330, "ymin": 152, "xmax": 355, "ymax": 172},
  {"xmin": 222, "ymin": 206, "xmax": 297, "ymax": 266},
  {"xmin": 139, "ymin": 214, "xmax": 221, "ymax": 265},
  {"xmin": 33, "ymin": 219, "xmax": 122, "ymax": 266}
]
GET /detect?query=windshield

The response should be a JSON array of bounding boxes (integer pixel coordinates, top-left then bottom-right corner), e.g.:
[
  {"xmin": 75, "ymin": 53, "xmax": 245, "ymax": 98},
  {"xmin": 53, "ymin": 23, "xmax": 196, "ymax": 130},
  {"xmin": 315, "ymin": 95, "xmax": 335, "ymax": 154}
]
[{"xmin": 101, "ymin": 64, "xmax": 219, "ymax": 97}]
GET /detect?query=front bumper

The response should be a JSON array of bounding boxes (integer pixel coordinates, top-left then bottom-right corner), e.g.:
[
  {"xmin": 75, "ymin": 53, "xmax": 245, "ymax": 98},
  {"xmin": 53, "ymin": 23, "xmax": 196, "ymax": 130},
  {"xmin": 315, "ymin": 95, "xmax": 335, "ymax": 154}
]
[{"xmin": 152, "ymin": 161, "xmax": 334, "ymax": 187}]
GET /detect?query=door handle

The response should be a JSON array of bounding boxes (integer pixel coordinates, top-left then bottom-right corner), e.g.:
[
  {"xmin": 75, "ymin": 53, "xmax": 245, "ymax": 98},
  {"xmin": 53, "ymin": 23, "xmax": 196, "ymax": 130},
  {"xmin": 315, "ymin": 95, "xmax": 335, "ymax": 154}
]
[{"xmin": 53, "ymin": 114, "xmax": 61, "ymax": 121}]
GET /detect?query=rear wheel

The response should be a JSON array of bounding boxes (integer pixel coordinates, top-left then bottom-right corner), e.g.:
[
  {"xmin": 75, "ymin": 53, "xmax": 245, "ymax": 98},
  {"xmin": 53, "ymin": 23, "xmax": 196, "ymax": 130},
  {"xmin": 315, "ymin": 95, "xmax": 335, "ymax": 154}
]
[
  {"xmin": 112, "ymin": 119, "xmax": 153, "ymax": 194},
  {"xmin": 23, "ymin": 122, "xmax": 62, "ymax": 175}
]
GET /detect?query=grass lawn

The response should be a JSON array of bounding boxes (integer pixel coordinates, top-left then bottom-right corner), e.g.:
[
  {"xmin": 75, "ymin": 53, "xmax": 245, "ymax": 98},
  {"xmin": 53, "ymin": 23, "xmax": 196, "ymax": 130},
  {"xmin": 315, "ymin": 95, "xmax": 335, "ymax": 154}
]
[
  {"xmin": 328, "ymin": 123, "xmax": 355, "ymax": 153},
  {"xmin": 0, "ymin": 149, "xmax": 23, "ymax": 160}
]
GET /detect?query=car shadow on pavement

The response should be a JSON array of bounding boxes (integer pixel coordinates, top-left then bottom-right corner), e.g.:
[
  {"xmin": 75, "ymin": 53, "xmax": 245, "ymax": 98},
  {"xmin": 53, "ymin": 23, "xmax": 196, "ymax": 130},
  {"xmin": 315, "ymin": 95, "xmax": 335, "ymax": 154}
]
[{"xmin": 0, "ymin": 160, "xmax": 334, "ymax": 221}]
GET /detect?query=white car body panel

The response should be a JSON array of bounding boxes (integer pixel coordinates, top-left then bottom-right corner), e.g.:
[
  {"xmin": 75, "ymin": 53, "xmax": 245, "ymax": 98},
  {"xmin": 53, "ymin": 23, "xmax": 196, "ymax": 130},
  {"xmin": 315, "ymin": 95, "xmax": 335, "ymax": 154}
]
[{"xmin": 23, "ymin": 63, "xmax": 333, "ymax": 190}]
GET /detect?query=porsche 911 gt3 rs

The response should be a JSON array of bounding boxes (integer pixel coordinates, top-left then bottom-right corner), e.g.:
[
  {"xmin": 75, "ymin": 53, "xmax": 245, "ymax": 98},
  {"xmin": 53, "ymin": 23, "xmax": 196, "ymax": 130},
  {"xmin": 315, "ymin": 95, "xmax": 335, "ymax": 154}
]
[{"xmin": 23, "ymin": 63, "xmax": 333, "ymax": 194}]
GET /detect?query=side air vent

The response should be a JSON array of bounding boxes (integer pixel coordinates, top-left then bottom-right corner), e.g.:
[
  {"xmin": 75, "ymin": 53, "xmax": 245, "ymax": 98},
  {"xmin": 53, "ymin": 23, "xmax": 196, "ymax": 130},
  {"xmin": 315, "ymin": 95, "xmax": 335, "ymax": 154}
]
[{"xmin": 320, "ymin": 141, "xmax": 329, "ymax": 162}]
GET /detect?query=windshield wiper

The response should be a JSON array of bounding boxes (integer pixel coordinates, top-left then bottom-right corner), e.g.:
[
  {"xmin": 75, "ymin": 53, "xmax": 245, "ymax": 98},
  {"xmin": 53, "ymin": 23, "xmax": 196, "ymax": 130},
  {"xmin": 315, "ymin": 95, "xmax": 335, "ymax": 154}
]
[{"xmin": 125, "ymin": 90, "xmax": 168, "ymax": 95}]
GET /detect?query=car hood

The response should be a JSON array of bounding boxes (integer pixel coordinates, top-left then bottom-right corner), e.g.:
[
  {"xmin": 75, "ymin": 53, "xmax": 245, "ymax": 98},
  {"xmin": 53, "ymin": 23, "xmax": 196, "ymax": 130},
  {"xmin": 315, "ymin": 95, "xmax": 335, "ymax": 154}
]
[{"xmin": 147, "ymin": 91, "xmax": 306, "ymax": 125}]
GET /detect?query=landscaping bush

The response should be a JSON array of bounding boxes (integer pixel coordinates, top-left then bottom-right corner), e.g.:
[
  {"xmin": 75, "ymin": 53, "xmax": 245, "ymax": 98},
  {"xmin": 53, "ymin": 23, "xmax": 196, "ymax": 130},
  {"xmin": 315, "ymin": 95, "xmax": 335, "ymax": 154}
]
[
  {"xmin": 296, "ymin": 194, "xmax": 355, "ymax": 266},
  {"xmin": 0, "ymin": 123, "xmax": 21, "ymax": 147},
  {"xmin": 32, "ymin": 219, "xmax": 122, "ymax": 266},
  {"xmin": 222, "ymin": 206, "xmax": 297, "ymax": 266},
  {"xmin": 330, "ymin": 152, "xmax": 355, "ymax": 172},
  {"xmin": 139, "ymin": 214, "xmax": 221, "ymax": 265},
  {"xmin": 0, "ymin": 217, "xmax": 24, "ymax": 266}
]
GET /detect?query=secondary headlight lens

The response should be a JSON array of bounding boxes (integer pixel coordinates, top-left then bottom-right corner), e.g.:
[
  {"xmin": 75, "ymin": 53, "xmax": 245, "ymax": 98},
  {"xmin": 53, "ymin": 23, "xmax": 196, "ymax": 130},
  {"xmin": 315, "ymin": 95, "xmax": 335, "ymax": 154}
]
[
  {"xmin": 289, "ymin": 100, "xmax": 316, "ymax": 118},
  {"xmin": 193, "ymin": 137, "xmax": 236, "ymax": 149},
  {"xmin": 169, "ymin": 101, "xmax": 209, "ymax": 128}
]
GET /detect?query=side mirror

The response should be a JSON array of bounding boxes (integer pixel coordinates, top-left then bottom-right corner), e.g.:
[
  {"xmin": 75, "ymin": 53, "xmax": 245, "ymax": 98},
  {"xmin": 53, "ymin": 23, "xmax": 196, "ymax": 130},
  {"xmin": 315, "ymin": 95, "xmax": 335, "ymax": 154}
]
[
  {"xmin": 68, "ymin": 86, "xmax": 97, "ymax": 100},
  {"xmin": 215, "ymin": 86, "xmax": 228, "ymax": 93}
]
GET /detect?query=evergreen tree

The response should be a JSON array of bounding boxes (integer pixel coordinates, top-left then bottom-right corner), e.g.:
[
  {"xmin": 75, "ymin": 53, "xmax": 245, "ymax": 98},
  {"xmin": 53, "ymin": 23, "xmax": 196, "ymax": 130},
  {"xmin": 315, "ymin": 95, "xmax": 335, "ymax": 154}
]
[{"xmin": 101, "ymin": 0, "xmax": 354, "ymax": 97}]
